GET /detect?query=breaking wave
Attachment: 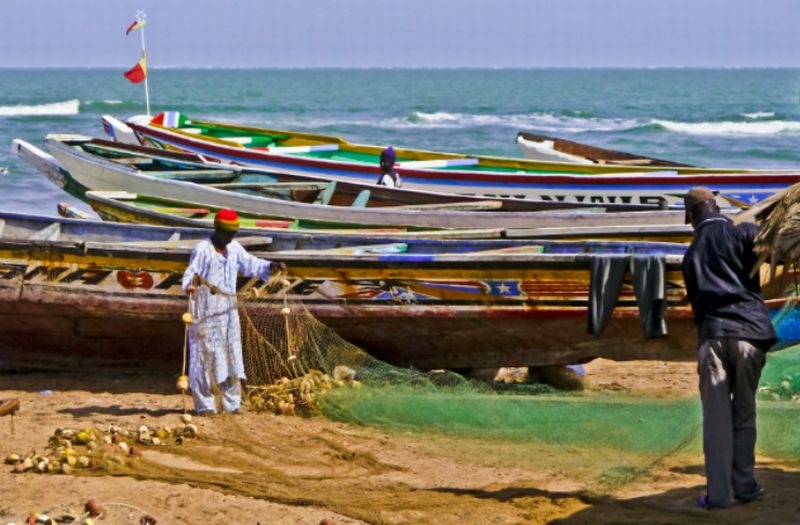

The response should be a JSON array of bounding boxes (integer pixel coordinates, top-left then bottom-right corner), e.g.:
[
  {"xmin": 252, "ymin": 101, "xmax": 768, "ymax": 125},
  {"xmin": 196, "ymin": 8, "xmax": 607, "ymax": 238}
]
[
  {"xmin": 653, "ymin": 118, "xmax": 800, "ymax": 135},
  {"xmin": 741, "ymin": 111, "xmax": 775, "ymax": 119},
  {"xmin": 0, "ymin": 99, "xmax": 80, "ymax": 117},
  {"xmin": 397, "ymin": 111, "xmax": 643, "ymax": 132}
]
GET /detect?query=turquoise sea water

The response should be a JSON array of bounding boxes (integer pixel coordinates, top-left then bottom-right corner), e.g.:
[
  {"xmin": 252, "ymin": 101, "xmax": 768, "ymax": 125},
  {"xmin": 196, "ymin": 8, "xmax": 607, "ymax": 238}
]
[{"xmin": 3, "ymin": 68, "xmax": 800, "ymax": 215}]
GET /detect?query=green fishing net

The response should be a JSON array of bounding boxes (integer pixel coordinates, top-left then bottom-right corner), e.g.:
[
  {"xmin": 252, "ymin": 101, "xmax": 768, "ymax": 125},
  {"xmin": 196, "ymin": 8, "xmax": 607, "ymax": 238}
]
[{"xmin": 230, "ymin": 277, "xmax": 800, "ymax": 488}]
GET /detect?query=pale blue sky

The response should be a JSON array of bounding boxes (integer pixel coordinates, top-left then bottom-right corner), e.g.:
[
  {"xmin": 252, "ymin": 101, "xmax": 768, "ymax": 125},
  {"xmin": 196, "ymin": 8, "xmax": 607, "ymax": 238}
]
[{"xmin": 1, "ymin": 0, "xmax": 799, "ymax": 68}]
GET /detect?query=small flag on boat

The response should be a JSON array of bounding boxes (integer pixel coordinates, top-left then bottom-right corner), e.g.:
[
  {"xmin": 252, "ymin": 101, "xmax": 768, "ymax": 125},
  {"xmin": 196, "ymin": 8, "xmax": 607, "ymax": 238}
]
[
  {"xmin": 150, "ymin": 111, "xmax": 187, "ymax": 128},
  {"xmin": 126, "ymin": 18, "xmax": 146, "ymax": 35},
  {"xmin": 124, "ymin": 56, "xmax": 147, "ymax": 84}
]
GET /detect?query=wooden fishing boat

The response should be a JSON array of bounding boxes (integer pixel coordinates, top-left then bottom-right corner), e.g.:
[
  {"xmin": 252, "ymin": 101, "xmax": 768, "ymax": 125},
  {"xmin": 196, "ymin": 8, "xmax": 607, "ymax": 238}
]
[
  {"xmin": 516, "ymin": 131, "xmax": 694, "ymax": 167},
  {"xmin": 84, "ymin": 190, "xmax": 696, "ymax": 243},
  {"xmin": 0, "ymin": 211, "xmax": 796, "ymax": 371},
  {"xmin": 56, "ymin": 137, "xmax": 653, "ymax": 213},
  {"xmin": 27, "ymin": 136, "xmax": 700, "ymax": 231},
  {"xmin": 0, "ymin": 210, "xmax": 686, "ymax": 369},
  {"xmin": 109, "ymin": 113, "xmax": 800, "ymax": 208}
]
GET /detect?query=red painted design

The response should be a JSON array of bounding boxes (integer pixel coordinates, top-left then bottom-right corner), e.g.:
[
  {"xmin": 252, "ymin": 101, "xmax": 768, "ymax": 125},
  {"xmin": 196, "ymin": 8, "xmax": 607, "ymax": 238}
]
[{"xmin": 116, "ymin": 270, "xmax": 155, "ymax": 290}]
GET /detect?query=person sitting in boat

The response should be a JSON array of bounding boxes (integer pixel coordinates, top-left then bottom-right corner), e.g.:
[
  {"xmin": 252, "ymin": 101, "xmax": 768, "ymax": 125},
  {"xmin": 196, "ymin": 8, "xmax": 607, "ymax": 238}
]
[
  {"xmin": 182, "ymin": 209, "xmax": 287, "ymax": 416},
  {"xmin": 377, "ymin": 146, "xmax": 402, "ymax": 188}
]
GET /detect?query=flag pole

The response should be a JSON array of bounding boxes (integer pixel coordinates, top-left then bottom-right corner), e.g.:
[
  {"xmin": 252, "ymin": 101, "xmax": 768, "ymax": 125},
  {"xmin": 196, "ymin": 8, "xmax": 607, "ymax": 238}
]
[{"xmin": 138, "ymin": 10, "xmax": 151, "ymax": 115}]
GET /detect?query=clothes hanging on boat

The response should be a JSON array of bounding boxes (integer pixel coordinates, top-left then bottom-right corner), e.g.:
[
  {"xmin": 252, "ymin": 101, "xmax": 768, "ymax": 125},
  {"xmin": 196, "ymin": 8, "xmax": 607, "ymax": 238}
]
[
  {"xmin": 587, "ymin": 254, "xmax": 668, "ymax": 339},
  {"xmin": 587, "ymin": 255, "xmax": 628, "ymax": 338},
  {"xmin": 631, "ymin": 255, "xmax": 668, "ymax": 339}
]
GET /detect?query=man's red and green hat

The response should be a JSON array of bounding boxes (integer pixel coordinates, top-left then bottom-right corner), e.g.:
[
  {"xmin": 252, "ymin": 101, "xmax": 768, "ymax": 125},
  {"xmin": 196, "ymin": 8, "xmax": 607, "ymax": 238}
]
[{"xmin": 214, "ymin": 208, "xmax": 240, "ymax": 232}]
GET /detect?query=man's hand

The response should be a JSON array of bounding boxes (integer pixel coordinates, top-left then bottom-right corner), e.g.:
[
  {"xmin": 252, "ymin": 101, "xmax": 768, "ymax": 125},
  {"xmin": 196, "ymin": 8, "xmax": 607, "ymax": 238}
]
[
  {"xmin": 273, "ymin": 261, "xmax": 288, "ymax": 274},
  {"xmin": 186, "ymin": 284, "xmax": 196, "ymax": 295}
]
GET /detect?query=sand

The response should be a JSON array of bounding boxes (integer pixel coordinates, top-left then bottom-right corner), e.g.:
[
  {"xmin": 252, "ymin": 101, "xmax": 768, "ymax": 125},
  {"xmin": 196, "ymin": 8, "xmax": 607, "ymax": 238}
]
[{"xmin": 1, "ymin": 359, "xmax": 799, "ymax": 525}]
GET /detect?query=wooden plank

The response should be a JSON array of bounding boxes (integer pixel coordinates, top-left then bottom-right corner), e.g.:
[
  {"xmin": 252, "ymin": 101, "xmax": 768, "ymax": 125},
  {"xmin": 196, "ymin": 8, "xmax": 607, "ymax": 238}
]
[
  {"xmin": 211, "ymin": 182, "xmax": 330, "ymax": 192},
  {"xmin": 0, "ymin": 219, "xmax": 5, "ymax": 237},
  {"xmin": 148, "ymin": 169, "xmax": 237, "ymax": 179},
  {"xmin": 351, "ymin": 189, "xmax": 371, "ymax": 208},
  {"xmin": 466, "ymin": 245, "xmax": 545, "ymax": 255},
  {"xmin": 270, "ymin": 242, "xmax": 409, "ymax": 256},
  {"xmin": 87, "ymin": 235, "xmax": 271, "ymax": 250},
  {"xmin": 394, "ymin": 200, "xmax": 504, "ymax": 212},
  {"xmin": 315, "ymin": 181, "xmax": 338, "ymax": 205}
]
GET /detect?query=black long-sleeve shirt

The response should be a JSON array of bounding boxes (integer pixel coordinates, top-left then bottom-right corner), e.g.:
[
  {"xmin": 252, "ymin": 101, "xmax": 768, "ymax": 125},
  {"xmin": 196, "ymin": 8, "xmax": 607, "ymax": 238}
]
[{"xmin": 682, "ymin": 215, "xmax": 777, "ymax": 349}]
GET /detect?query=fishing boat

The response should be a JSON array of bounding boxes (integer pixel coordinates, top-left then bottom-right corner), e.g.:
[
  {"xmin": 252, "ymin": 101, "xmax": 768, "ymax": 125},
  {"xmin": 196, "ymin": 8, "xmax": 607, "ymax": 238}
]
[
  {"xmin": 2, "ymin": 211, "xmax": 798, "ymax": 371},
  {"xmin": 21, "ymin": 136, "xmax": 699, "ymax": 231},
  {"xmin": 0, "ymin": 209, "xmax": 698, "ymax": 371},
  {"xmin": 25, "ymin": 136, "xmax": 653, "ymax": 212},
  {"xmin": 108, "ymin": 113, "xmax": 800, "ymax": 208},
  {"xmin": 515, "ymin": 131, "xmax": 694, "ymax": 167},
  {"xmin": 84, "ymin": 190, "xmax": 696, "ymax": 243}
]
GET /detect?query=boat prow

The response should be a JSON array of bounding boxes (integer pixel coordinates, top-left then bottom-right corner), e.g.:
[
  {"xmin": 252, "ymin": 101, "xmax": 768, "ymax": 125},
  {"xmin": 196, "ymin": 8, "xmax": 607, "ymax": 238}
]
[{"xmin": 516, "ymin": 131, "xmax": 694, "ymax": 168}]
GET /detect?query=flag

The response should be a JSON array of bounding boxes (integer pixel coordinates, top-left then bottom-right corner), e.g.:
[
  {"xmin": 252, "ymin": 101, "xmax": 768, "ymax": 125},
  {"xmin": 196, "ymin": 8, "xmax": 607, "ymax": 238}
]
[
  {"xmin": 123, "ymin": 57, "xmax": 147, "ymax": 84},
  {"xmin": 150, "ymin": 111, "xmax": 188, "ymax": 128},
  {"xmin": 126, "ymin": 19, "xmax": 146, "ymax": 35}
]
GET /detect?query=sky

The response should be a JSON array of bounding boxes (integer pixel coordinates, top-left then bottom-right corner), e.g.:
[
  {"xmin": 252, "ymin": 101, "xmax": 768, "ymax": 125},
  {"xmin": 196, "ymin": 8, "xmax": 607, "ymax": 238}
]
[{"xmin": 1, "ymin": 0, "xmax": 799, "ymax": 68}]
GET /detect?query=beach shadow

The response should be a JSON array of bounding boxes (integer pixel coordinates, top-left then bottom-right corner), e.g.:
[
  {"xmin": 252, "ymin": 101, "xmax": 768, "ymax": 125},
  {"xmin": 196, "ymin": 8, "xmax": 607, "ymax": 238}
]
[
  {"xmin": 549, "ymin": 465, "xmax": 800, "ymax": 525},
  {"xmin": 432, "ymin": 465, "xmax": 800, "ymax": 525},
  {"xmin": 0, "ymin": 366, "xmax": 176, "ymax": 394},
  {"xmin": 59, "ymin": 405, "xmax": 179, "ymax": 418}
]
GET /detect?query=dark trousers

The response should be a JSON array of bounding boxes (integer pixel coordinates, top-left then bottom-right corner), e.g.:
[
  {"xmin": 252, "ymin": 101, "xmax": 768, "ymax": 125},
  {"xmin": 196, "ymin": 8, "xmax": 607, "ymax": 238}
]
[{"xmin": 698, "ymin": 338, "xmax": 766, "ymax": 507}]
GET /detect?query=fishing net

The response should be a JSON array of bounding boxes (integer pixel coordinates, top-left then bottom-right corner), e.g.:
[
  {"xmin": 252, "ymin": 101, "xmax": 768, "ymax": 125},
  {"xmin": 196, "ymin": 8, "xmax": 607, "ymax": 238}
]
[{"xmin": 201, "ymin": 273, "xmax": 800, "ymax": 464}]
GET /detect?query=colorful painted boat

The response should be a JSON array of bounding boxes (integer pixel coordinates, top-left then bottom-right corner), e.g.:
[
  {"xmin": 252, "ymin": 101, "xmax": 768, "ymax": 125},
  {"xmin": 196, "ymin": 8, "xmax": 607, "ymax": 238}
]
[
  {"xmin": 2, "ymin": 211, "xmax": 797, "ymax": 371},
  {"xmin": 111, "ymin": 113, "xmax": 800, "ymax": 208},
  {"xmin": 515, "ymin": 131, "xmax": 694, "ymax": 167},
  {"xmin": 30, "ymin": 136, "xmax": 700, "ymax": 230},
  {"xmin": 0, "ymin": 210, "xmax": 692, "ymax": 370},
  {"xmin": 64, "ymin": 137, "xmax": 654, "ymax": 213},
  {"xmin": 84, "ymin": 190, "xmax": 696, "ymax": 243}
]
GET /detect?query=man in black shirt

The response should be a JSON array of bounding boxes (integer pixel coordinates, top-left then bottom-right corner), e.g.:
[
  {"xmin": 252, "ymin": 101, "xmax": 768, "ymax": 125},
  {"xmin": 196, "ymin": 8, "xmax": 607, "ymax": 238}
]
[{"xmin": 682, "ymin": 187, "xmax": 776, "ymax": 508}]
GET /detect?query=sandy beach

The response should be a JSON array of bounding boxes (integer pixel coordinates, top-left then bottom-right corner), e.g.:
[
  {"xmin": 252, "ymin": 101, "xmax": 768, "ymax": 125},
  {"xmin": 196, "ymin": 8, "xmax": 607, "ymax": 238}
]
[{"xmin": 1, "ymin": 359, "xmax": 798, "ymax": 525}]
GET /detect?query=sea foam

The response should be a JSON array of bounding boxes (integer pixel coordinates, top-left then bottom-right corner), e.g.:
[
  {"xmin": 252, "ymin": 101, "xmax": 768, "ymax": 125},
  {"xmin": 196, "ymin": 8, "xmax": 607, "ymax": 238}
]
[
  {"xmin": 741, "ymin": 111, "xmax": 775, "ymax": 119},
  {"xmin": 0, "ymin": 99, "xmax": 80, "ymax": 117},
  {"xmin": 654, "ymin": 118, "xmax": 800, "ymax": 135}
]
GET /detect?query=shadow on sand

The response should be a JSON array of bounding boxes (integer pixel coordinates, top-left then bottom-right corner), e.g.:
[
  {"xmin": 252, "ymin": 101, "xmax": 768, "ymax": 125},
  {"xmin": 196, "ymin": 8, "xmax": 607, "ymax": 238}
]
[{"xmin": 434, "ymin": 463, "xmax": 800, "ymax": 525}]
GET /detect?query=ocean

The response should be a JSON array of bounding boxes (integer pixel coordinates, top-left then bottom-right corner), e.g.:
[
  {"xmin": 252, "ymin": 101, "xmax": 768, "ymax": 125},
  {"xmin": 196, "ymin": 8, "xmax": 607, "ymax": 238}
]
[{"xmin": 2, "ymin": 68, "xmax": 800, "ymax": 215}]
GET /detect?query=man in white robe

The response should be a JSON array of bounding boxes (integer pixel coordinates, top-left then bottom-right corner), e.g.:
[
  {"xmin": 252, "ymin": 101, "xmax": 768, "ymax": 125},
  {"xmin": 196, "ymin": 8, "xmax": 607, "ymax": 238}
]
[{"xmin": 182, "ymin": 208, "xmax": 285, "ymax": 415}]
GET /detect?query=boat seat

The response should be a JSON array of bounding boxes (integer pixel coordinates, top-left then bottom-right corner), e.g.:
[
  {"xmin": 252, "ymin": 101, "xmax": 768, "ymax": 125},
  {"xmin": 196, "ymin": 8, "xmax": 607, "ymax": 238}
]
[
  {"xmin": 351, "ymin": 189, "xmax": 371, "ymax": 208},
  {"xmin": 219, "ymin": 136, "xmax": 252, "ymax": 145},
  {"xmin": 313, "ymin": 181, "xmax": 337, "ymax": 206},
  {"xmin": 30, "ymin": 222, "xmax": 60, "ymax": 241}
]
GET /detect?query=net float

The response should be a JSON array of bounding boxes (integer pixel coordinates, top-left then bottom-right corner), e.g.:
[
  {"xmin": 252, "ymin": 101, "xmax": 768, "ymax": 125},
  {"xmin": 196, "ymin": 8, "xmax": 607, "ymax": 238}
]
[
  {"xmin": 176, "ymin": 375, "xmax": 189, "ymax": 391},
  {"xmin": 280, "ymin": 307, "xmax": 291, "ymax": 316},
  {"xmin": 182, "ymin": 312, "xmax": 193, "ymax": 324}
]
